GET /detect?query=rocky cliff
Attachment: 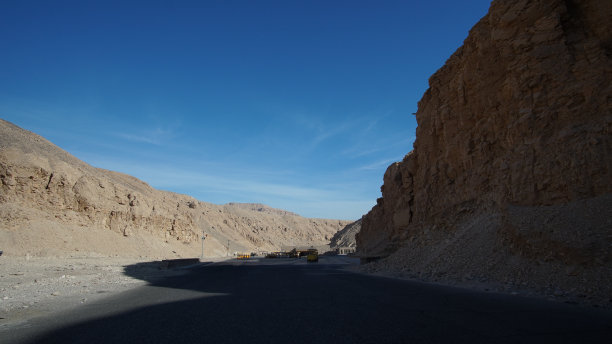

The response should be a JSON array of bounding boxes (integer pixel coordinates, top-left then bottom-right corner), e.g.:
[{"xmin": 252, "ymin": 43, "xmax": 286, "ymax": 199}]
[
  {"xmin": 0, "ymin": 119, "xmax": 349, "ymax": 258},
  {"xmin": 330, "ymin": 219, "xmax": 361, "ymax": 250},
  {"xmin": 358, "ymin": 0, "xmax": 611, "ymax": 302}
]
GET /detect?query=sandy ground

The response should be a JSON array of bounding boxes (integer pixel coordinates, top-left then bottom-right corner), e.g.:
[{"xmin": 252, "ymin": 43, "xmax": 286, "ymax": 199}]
[
  {"xmin": 0, "ymin": 256, "xmax": 218, "ymax": 330},
  {"xmin": 0, "ymin": 255, "xmax": 352, "ymax": 331}
]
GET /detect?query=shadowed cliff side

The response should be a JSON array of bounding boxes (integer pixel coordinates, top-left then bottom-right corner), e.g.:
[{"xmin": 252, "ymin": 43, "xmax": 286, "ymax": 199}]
[{"xmin": 358, "ymin": 0, "xmax": 611, "ymax": 303}]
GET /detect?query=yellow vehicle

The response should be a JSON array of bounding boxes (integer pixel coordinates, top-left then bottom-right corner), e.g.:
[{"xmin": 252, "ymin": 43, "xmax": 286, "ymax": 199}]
[{"xmin": 306, "ymin": 251, "xmax": 319, "ymax": 263}]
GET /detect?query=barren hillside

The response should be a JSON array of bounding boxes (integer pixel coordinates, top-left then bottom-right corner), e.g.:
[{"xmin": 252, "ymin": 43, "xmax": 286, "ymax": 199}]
[
  {"xmin": 330, "ymin": 219, "xmax": 361, "ymax": 250},
  {"xmin": 357, "ymin": 0, "xmax": 612, "ymax": 303},
  {"xmin": 0, "ymin": 119, "xmax": 350, "ymax": 258}
]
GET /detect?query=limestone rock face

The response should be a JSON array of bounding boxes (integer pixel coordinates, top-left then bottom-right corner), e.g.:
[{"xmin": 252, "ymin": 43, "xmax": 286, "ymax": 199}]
[
  {"xmin": 0, "ymin": 119, "xmax": 349, "ymax": 258},
  {"xmin": 329, "ymin": 219, "xmax": 361, "ymax": 249},
  {"xmin": 357, "ymin": 0, "xmax": 611, "ymax": 301}
]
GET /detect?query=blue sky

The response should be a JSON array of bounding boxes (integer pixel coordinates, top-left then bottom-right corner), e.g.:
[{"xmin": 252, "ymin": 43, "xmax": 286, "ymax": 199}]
[{"xmin": 0, "ymin": 0, "xmax": 491, "ymax": 220}]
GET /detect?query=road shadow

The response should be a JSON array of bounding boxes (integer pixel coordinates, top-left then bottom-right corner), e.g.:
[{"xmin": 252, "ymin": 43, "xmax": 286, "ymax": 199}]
[
  {"xmin": 121, "ymin": 259, "xmax": 200, "ymax": 283},
  {"xmin": 14, "ymin": 260, "xmax": 612, "ymax": 344}
]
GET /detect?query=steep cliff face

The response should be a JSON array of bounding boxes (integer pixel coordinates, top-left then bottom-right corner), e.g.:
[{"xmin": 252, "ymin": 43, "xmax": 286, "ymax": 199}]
[
  {"xmin": 0, "ymin": 119, "xmax": 349, "ymax": 258},
  {"xmin": 358, "ymin": 0, "xmax": 611, "ymax": 301}
]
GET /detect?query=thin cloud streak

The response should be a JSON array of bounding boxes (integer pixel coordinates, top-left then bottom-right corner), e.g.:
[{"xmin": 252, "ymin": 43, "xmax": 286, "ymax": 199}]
[
  {"xmin": 357, "ymin": 158, "xmax": 398, "ymax": 171},
  {"xmin": 82, "ymin": 156, "xmax": 375, "ymax": 219},
  {"xmin": 114, "ymin": 127, "xmax": 176, "ymax": 145},
  {"xmin": 341, "ymin": 137, "xmax": 414, "ymax": 159},
  {"xmin": 290, "ymin": 113, "xmax": 374, "ymax": 151},
  {"xmin": 115, "ymin": 133, "xmax": 162, "ymax": 145},
  {"xmin": 307, "ymin": 119, "xmax": 357, "ymax": 150},
  {"xmin": 89, "ymin": 158, "xmax": 348, "ymax": 201}
]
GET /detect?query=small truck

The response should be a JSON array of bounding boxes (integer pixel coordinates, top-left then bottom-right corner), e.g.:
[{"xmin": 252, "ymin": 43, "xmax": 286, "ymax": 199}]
[{"xmin": 306, "ymin": 250, "xmax": 319, "ymax": 263}]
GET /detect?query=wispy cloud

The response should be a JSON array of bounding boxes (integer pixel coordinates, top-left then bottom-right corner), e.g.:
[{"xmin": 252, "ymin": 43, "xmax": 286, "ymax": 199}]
[
  {"xmin": 291, "ymin": 114, "xmax": 379, "ymax": 152},
  {"xmin": 341, "ymin": 136, "xmax": 414, "ymax": 159},
  {"xmin": 81, "ymin": 155, "xmax": 375, "ymax": 219},
  {"xmin": 357, "ymin": 158, "xmax": 398, "ymax": 171},
  {"xmin": 309, "ymin": 122, "xmax": 351, "ymax": 148},
  {"xmin": 115, "ymin": 133, "xmax": 162, "ymax": 145},
  {"xmin": 114, "ymin": 127, "xmax": 176, "ymax": 145},
  {"xmin": 362, "ymin": 109, "xmax": 395, "ymax": 133}
]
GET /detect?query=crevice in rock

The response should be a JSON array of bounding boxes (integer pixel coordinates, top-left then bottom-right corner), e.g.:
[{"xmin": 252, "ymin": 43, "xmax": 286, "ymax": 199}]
[{"xmin": 45, "ymin": 173, "xmax": 54, "ymax": 190}]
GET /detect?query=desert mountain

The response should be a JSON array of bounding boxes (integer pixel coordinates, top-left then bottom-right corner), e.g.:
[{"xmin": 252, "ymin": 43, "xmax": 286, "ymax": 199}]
[
  {"xmin": 0, "ymin": 119, "xmax": 350, "ymax": 258},
  {"xmin": 358, "ymin": 0, "xmax": 611, "ymax": 301}
]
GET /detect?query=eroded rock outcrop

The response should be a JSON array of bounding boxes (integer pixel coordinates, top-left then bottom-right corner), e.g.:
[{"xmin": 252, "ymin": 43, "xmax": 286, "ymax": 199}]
[
  {"xmin": 358, "ymin": 0, "xmax": 611, "ymax": 302},
  {"xmin": 0, "ymin": 119, "xmax": 350, "ymax": 258},
  {"xmin": 330, "ymin": 219, "xmax": 361, "ymax": 250}
]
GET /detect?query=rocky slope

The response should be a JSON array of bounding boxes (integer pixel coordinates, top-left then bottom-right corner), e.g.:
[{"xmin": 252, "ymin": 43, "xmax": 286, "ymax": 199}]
[
  {"xmin": 358, "ymin": 0, "xmax": 611, "ymax": 303},
  {"xmin": 329, "ymin": 219, "xmax": 361, "ymax": 249},
  {"xmin": 0, "ymin": 119, "xmax": 350, "ymax": 258}
]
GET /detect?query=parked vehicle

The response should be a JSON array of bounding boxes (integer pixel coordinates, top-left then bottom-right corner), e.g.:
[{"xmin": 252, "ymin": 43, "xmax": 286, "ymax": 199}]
[{"xmin": 307, "ymin": 250, "xmax": 319, "ymax": 263}]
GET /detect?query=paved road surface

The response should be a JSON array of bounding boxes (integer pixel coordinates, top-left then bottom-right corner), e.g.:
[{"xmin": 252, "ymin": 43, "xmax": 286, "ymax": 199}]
[{"xmin": 3, "ymin": 256, "xmax": 612, "ymax": 343}]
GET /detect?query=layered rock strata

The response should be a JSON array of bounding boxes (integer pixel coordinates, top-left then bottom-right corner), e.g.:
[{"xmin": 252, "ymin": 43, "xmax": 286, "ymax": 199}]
[{"xmin": 358, "ymin": 0, "xmax": 611, "ymax": 302}]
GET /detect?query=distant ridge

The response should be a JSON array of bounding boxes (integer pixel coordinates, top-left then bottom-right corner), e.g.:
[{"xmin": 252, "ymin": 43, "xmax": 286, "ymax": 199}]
[
  {"xmin": 225, "ymin": 203, "xmax": 299, "ymax": 217},
  {"xmin": 0, "ymin": 119, "xmax": 350, "ymax": 258}
]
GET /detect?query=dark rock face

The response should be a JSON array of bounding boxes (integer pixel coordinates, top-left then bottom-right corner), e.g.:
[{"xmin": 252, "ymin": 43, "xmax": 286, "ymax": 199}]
[
  {"xmin": 357, "ymin": 0, "xmax": 611, "ymax": 301},
  {"xmin": 359, "ymin": 0, "xmax": 611, "ymax": 257}
]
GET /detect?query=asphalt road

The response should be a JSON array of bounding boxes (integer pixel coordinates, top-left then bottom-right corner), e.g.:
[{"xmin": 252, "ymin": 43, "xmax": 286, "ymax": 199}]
[{"xmin": 3, "ymin": 256, "xmax": 612, "ymax": 343}]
